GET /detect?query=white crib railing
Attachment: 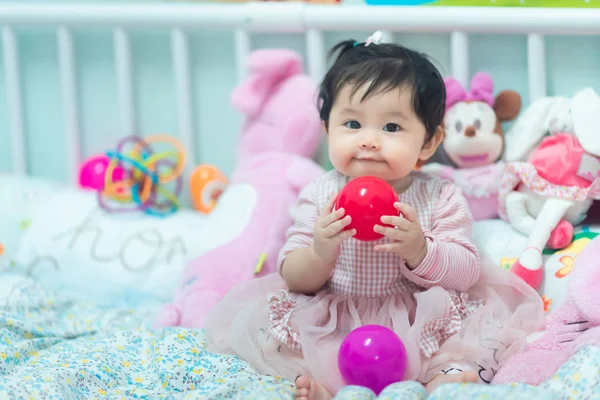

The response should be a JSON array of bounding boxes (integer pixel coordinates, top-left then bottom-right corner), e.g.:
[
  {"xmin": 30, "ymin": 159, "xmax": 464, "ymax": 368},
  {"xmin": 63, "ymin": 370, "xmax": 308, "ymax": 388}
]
[{"xmin": 2, "ymin": 3, "xmax": 600, "ymax": 181}]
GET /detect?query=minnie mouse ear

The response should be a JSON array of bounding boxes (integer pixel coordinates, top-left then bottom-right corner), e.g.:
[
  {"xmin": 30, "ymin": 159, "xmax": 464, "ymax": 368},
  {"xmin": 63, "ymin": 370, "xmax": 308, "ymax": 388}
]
[{"xmin": 572, "ymin": 87, "xmax": 600, "ymax": 157}]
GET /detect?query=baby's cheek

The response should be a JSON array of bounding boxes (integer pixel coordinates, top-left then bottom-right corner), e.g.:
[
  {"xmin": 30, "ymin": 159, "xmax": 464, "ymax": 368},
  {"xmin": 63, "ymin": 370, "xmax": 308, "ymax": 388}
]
[
  {"xmin": 327, "ymin": 150, "xmax": 347, "ymax": 174},
  {"xmin": 389, "ymin": 146, "xmax": 419, "ymax": 170},
  {"xmin": 328, "ymin": 143, "xmax": 352, "ymax": 164}
]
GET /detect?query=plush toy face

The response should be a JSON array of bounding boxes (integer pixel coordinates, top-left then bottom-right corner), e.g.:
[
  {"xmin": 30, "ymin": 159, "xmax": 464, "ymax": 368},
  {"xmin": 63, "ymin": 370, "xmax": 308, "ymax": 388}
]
[
  {"xmin": 547, "ymin": 102, "xmax": 574, "ymax": 135},
  {"xmin": 443, "ymin": 101, "xmax": 503, "ymax": 168}
]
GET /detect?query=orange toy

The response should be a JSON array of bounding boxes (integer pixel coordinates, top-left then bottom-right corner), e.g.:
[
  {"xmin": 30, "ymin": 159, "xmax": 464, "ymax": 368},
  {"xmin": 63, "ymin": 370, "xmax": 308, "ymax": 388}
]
[{"xmin": 189, "ymin": 165, "xmax": 228, "ymax": 214}]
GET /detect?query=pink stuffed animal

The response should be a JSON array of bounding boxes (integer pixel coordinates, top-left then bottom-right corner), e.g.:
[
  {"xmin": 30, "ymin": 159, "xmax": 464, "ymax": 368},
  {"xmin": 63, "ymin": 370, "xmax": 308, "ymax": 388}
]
[
  {"xmin": 422, "ymin": 73, "xmax": 521, "ymax": 220},
  {"xmin": 155, "ymin": 49, "xmax": 324, "ymax": 328},
  {"xmin": 492, "ymin": 234, "xmax": 600, "ymax": 385}
]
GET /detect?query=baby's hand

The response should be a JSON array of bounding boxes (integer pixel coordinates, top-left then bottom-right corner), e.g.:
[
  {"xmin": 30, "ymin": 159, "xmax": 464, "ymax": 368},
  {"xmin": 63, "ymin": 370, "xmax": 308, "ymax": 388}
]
[
  {"xmin": 373, "ymin": 202, "xmax": 427, "ymax": 269},
  {"xmin": 311, "ymin": 194, "xmax": 356, "ymax": 265}
]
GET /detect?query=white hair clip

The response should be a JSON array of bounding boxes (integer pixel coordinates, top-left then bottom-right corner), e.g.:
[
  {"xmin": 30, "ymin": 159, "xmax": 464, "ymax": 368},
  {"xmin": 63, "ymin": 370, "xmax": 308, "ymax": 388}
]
[{"xmin": 365, "ymin": 31, "xmax": 383, "ymax": 47}]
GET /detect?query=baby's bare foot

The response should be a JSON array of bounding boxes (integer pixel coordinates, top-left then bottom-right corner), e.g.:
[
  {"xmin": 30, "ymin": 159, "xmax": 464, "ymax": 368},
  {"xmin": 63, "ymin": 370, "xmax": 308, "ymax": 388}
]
[
  {"xmin": 425, "ymin": 371, "xmax": 478, "ymax": 393},
  {"xmin": 295, "ymin": 376, "xmax": 333, "ymax": 400}
]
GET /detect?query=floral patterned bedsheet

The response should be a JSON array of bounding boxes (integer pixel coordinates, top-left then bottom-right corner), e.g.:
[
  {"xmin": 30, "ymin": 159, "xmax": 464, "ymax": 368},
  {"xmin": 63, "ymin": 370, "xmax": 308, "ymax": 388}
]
[
  {"xmin": 0, "ymin": 272, "xmax": 295, "ymax": 399},
  {"xmin": 1, "ymin": 271, "xmax": 599, "ymax": 400}
]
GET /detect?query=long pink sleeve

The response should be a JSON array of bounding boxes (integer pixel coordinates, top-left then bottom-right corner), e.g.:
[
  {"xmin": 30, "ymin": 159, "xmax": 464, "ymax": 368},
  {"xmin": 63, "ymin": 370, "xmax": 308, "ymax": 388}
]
[
  {"xmin": 401, "ymin": 183, "xmax": 480, "ymax": 292},
  {"xmin": 276, "ymin": 180, "xmax": 319, "ymax": 273}
]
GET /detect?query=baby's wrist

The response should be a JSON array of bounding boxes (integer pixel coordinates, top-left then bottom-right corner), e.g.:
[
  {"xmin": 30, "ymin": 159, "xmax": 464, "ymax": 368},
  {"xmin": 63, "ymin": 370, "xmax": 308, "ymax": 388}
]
[
  {"xmin": 405, "ymin": 238, "xmax": 428, "ymax": 270},
  {"xmin": 310, "ymin": 244, "xmax": 336, "ymax": 270}
]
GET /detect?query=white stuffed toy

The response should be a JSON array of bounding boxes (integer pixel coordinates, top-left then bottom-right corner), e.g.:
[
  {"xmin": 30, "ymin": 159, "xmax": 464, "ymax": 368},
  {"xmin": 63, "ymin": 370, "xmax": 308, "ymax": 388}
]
[{"xmin": 499, "ymin": 87, "xmax": 600, "ymax": 290}]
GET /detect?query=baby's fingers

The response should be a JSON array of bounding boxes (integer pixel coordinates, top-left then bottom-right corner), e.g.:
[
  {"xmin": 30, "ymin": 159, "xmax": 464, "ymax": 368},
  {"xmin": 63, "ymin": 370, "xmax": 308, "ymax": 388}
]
[
  {"xmin": 374, "ymin": 224, "xmax": 402, "ymax": 241},
  {"xmin": 320, "ymin": 207, "xmax": 345, "ymax": 229},
  {"xmin": 331, "ymin": 227, "xmax": 356, "ymax": 244},
  {"xmin": 320, "ymin": 193, "xmax": 339, "ymax": 217},
  {"xmin": 374, "ymin": 243, "xmax": 400, "ymax": 253},
  {"xmin": 380, "ymin": 215, "xmax": 409, "ymax": 230},
  {"xmin": 323, "ymin": 215, "xmax": 352, "ymax": 238}
]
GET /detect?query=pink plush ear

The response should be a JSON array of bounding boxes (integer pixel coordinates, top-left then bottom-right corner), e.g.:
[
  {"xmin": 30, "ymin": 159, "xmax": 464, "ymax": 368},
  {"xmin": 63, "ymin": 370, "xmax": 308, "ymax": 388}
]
[
  {"xmin": 246, "ymin": 49, "xmax": 303, "ymax": 78},
  {"xmin": 231, "ymin": 49, "xmax": 304, "ymax": 116},
  {"xmin": 469, "ymin": 72, "xmax": 495, "ymax": 107}
]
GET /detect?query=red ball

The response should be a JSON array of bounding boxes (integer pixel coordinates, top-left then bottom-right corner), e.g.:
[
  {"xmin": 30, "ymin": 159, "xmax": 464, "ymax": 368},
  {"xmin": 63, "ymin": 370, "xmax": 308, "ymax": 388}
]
[{"xmin": 335, "ymin": 176, "xmax": 398, "ymax": 241}]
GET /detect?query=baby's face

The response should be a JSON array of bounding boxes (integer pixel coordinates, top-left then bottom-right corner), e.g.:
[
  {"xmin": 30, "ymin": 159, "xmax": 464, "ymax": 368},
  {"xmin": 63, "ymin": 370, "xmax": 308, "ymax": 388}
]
[{"xmin": 327, "ymin": 84, "xmax": 429, "ymax": 183}]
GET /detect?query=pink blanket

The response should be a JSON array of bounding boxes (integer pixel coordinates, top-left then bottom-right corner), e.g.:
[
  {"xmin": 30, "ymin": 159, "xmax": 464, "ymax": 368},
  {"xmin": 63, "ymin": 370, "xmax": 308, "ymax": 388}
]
[{"xmin": 493, "ymin": 234, "xmax": 600, "ymax": 385}]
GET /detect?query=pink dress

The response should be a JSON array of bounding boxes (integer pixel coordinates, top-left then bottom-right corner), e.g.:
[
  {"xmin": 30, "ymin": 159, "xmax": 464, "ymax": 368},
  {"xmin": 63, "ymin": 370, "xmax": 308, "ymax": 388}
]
[
  {"xmin": 204, "ymin": 170, "xmax": 544, "ymax": 392},
  {"xmin": 499, "ymin": 133, "xmax": 600, "ymax": 221}
]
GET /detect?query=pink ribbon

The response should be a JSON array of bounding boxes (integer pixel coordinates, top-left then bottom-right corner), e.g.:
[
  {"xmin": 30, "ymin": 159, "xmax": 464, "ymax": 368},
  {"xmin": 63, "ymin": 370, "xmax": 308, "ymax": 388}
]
[{"xmin": 444, "ymin": 72, "xmax": 495, "ymax": 111}]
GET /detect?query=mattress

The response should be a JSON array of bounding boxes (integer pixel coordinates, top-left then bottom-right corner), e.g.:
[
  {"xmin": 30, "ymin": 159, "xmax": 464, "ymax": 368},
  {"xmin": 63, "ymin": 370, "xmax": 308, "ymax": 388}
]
[{"xmin": 1, "ymin": 269, "xmax": 600, "ymax": 399}]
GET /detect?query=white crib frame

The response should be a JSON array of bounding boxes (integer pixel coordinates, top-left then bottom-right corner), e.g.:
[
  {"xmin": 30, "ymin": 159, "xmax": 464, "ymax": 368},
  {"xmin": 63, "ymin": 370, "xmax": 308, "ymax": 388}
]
[{"xmin": 2, "ymin": 3, "xmax": 600, "ymax": 182}]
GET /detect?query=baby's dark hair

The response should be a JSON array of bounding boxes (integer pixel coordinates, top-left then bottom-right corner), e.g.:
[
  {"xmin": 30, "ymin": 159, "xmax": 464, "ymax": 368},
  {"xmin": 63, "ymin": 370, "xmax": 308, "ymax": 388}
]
[{"xmin": 318, "ymin": 39, "xmax": 446, "ymax": 142}]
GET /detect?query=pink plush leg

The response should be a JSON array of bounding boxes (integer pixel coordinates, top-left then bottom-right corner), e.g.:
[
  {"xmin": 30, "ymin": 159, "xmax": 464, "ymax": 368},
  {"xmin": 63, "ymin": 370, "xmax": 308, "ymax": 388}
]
[
  {"xmin": 492, "ymin": 339, "xmax": 570, "ymax": 386},
  {"xmin": 546, "ymin": 219, "xmax": 574, "ymax": 249},
  {"xmin": 154, "ymin": 303, "xmax": 182, "ymax": 328},
  {"xmin": 512, "ymin": 198, "xmax": 574, "ymax": 290},
  {"xmin": 178, "ymin": 289, "xmax": 223, "ymax": 328},
  {"xmin": 511, "ymin": 249, "xmax": 544, "ymax": 290},
  {"xmin": 494, "ymin": 302, "xmax": 591, "ymax": 386},
  {"xmin": 154, "ymin": 288, "xmax": 222, "ymax": 329}
]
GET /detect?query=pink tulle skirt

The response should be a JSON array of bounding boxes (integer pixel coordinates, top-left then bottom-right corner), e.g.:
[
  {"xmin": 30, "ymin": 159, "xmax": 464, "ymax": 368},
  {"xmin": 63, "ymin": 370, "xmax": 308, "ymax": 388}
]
[{"xmin": 203, "ymin": 256, "xmax": 544, "ymax": 392}]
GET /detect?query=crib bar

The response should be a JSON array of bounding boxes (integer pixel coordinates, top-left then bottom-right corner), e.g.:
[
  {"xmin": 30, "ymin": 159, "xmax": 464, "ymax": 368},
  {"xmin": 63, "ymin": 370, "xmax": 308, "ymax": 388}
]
[
  {"xmin": 527, "ymin": 34, "xmax": 547, "ymax": 102},
  {"xmin": 234, "ymin": 29, "xmax": 251, "ymax": 82},
  {"xmin": 306, "ymin": 29, "xmax": 326, "ymax": 84},
  {"xmin": 171, "ymin": 28, "xmax": 196, "ymax": 168},
  {"xmin": 2, "ymin": 26, "xmax": 27, "ymax": 175},
  {"xmin": 303, "ymin": 5, "xmax": 600, "ymax": 35},
  {"xmin": 305, "ymin": 28, "xmax": 327, "ymax": 168},
  {"xmin": 450, "ymin": 31, "xmax": 469, "ymax": 87},
  {"xmin": 114, "ymin": 28, "xmax": 136, "ymax": 138},
  {"xmin": 238, "ymin": 2, "xmax": 305, "ymax": 33},
  {"xmin": 57, "ymin": 26, "xmax": 81, "ymax": 183},
  {"xmin": 0, "ymin": 3, "xmax": 249, "ymax": 29},
  {"xmin": 2, "ymin": 4, "xmax": 600, "ymax": 35}
]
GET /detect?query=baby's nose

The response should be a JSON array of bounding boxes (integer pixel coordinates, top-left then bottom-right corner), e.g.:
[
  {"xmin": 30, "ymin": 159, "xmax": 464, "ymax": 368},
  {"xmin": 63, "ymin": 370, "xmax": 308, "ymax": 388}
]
[{"xmin": 360, "ymin": 135, "xmax": 380, "ymax": 149}]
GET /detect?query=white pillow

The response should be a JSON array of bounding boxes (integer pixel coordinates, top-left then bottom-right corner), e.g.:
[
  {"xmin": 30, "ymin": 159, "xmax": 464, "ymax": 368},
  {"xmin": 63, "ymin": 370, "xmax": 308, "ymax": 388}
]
[
  {"xmin": 0, "ymin": 175, "xmax": 68, "ymax": 271},
  {"xmin": 13, "ymin": 183, "xmax": 257, "ymax": 303}
]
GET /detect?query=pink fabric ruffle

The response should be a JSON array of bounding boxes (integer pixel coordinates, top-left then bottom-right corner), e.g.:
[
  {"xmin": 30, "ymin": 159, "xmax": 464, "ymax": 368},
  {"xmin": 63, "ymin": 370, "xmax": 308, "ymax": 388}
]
[{"xmin": 498, "ymin": 162, "xmax": 600, "ymax": 220}]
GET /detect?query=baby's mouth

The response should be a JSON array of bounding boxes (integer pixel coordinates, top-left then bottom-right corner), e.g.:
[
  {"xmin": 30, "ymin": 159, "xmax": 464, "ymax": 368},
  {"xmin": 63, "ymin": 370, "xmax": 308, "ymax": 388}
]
[{"xmin": 355, "ymin": 156, "xmax": 383, "ymax": 162}]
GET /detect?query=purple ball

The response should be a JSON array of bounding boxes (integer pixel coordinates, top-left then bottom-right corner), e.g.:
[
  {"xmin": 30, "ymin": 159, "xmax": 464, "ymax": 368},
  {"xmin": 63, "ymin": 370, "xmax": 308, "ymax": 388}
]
[{"xmin": 338, "ymin": 325, "xmax": 408, "ymax": 394}]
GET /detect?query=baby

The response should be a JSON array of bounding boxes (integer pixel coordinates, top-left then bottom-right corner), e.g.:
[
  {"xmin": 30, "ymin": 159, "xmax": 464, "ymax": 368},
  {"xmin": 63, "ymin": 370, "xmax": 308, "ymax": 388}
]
[{"xmin": 204, "ymin": 32, "xmax": 544, "ymax": 400}]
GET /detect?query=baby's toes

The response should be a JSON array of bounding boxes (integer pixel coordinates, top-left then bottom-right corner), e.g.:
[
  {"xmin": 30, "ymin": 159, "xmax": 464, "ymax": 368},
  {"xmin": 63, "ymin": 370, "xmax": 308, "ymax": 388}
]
[{"xmin": 460, "ymin": 371, "xmax": 479, "ymax": 383}]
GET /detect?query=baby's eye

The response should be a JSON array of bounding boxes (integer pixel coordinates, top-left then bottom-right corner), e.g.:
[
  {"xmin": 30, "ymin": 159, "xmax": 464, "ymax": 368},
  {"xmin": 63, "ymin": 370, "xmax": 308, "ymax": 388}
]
[
  {"xmin": 384, "ymin": 123, "xmax": 401, "ymax": 132},
  {"xmin": 344, "ymin": 120, "xmax": 361, "ymax": 129}
]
